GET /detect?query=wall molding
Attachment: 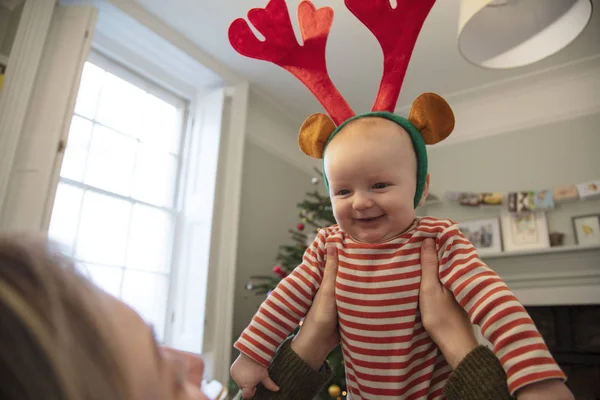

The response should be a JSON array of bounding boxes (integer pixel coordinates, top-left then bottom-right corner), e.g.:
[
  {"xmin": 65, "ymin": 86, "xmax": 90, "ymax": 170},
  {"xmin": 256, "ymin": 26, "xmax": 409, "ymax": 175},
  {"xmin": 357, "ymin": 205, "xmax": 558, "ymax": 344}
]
[
  {"xmin": 488, "ymin": 246, "xmax": 600, "ymax": 305},
  {"xmin": 107, "ymin": 0, "xmax": 241, "ymax": 85},
  {"xmin": 245, "ymin": 89, "xmax": 319, "ymax": 176},
  {"xmin": 207, "ymin": 82, "xmax": 249, "ymax": 384},
  {"xmin": 0, "ymin": 0, "xmax": 55, "ymax": 221},
  {"xmin": 1, "ymin": 4, "xmax": 97, "ymax": 232},
  {"xmin": 435, "ymin": 54, "xmax": 600, "ymax": 147},
  {"xmin": 251, "ymin": 54, "xmax": 600, "ymax": 170},
  {"xmin": 88, "ymin": 1, "xmax": 223, "ymax": 101}
]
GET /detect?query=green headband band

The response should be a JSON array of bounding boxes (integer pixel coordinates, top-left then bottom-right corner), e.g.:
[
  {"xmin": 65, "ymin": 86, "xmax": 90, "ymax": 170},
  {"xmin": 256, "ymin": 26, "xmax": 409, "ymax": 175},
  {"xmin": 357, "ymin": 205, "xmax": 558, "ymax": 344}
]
[{"xmin": 321, "ymin": 111, "xmax": 428, "ymax": 209}]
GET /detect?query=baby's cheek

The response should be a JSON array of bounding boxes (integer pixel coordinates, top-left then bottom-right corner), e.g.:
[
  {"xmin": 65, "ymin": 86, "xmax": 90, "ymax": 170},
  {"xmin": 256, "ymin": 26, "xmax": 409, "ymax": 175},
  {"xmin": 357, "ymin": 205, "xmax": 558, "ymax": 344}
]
[{"xmin": 330, "ymin": 200, "xmax": 344, "ymax": 221}]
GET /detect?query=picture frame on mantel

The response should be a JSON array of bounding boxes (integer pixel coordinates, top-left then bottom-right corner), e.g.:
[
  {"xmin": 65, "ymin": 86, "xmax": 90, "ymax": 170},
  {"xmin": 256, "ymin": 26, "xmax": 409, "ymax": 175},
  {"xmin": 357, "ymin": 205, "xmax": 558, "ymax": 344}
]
[
  {"xmin": 458, "ymin": 217, "xmax": 503, "ymax": 256},
  {"xmin": 572, "ymin": 214, "xmax": 600, "ymax": 247},
  {"xmin": 500, "ymin": 211, "xmax": 550, "ymax": 252}
]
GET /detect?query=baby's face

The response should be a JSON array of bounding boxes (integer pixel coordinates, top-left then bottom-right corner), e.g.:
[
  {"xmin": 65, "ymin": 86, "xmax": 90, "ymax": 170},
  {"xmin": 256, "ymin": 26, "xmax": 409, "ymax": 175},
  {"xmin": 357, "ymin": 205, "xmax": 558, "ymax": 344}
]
[{"xmin": 324, "ymin": 118, "xmax": 425, "ymax": 243}]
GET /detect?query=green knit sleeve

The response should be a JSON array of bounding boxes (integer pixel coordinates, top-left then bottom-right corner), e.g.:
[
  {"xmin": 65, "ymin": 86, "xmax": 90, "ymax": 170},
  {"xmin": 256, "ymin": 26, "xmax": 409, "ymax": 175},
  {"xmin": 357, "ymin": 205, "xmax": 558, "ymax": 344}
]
[
  {"xmin": 232, "ymin": 338, "xmax": 333, "ymax": 400},
  {"xmin": 444, "ymin": 345, "xmax": 513, "ymax": 400}
]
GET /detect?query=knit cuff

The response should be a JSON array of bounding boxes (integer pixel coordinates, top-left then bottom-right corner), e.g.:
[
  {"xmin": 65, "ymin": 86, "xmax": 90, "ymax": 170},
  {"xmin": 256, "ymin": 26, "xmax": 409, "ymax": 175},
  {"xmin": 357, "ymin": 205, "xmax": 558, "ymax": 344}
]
[
  {"xmin": 252, "ymin": 338, "xmax": 333, "ymax": 400},
  {"xmin": 444, "ymin": 345, "xmax": 512, "ymax": 400}
]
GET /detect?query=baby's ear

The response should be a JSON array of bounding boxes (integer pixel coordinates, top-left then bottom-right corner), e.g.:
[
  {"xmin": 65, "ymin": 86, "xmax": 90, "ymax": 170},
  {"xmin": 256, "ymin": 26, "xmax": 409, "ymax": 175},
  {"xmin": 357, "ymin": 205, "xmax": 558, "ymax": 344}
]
[
  {"xmin": 299, "ymin": 113, "xmax": 336, "ymax": 159},
  {"xmin": 408, "ymin": 93, "xmax": 454, "ymax": 145}
]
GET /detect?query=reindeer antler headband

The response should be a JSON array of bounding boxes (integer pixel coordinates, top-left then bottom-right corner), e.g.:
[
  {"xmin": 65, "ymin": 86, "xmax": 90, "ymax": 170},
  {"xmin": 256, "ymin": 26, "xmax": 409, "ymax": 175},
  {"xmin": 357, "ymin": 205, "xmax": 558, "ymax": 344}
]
[{"xmin": 229, "ymin": 0, "xmax": 455, "ymax": 208}]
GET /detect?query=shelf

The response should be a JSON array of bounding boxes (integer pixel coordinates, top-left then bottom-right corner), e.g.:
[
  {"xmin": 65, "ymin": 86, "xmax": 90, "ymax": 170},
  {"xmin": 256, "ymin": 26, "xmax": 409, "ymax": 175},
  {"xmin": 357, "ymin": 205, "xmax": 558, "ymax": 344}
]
[{"xmin": 482, "ymin": 244, "xmax": 600, "ymax": 260}]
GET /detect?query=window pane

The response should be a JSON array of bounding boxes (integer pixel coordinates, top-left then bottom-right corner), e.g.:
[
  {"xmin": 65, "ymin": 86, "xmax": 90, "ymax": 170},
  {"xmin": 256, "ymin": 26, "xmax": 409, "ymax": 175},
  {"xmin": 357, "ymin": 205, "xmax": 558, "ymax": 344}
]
[
  {"xmin": 74, "ymin": 62, "xmax": 105, "ymax": 119},
  {"xmin": 121, "ymin": 270, "xmax": 168, "ymax": 340},
  {"xmin": 141, "ymin": 94, "xmax": 182, "ymax": 154},
  {"xmin": 48, "ymin": 183, "xmax": 84, "ymax": 255},
  {"xmin": 96, "ymin": 72, "xmax": 144, "ymax": 137},
  {"xmin": 76, "ymin": 191, "xmax": 131, "ymax": 266},
  {"xmin": 84, "ymin": 263, "xmax": 123, "ymax": 298},
  {"xmin": 84, "ymin": 125, "xmax": 138, "ymax": 196},
  {"xmin": 132, "ymin": 145, "xmax": 177, "ymax": 208},
  {"xmin": 61, "ymin": 116, "xmax": 93, "ymax": 182},
  {"xmin": 126, "ymin": 204, "xmax": 173, "ymax": 273}
]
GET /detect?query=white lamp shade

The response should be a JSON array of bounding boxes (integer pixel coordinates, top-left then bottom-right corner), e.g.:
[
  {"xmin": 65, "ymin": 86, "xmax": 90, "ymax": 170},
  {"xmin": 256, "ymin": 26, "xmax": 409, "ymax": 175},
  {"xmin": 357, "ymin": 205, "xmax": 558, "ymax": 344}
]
[{"xmin": 458, "ymin": 0, "xmax": 593, "ymax": 69}]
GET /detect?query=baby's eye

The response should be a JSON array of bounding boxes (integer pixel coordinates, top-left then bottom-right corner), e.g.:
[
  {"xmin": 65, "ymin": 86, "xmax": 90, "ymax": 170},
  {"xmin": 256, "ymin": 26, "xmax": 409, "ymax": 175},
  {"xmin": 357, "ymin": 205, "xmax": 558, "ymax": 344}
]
[
  {"xmin": 337, "ymin": 189, "xmax": 351, "ymax": 196},
  {"xmin": 373, "ymin": 182, "xmax": 389, "ymax": 189}
]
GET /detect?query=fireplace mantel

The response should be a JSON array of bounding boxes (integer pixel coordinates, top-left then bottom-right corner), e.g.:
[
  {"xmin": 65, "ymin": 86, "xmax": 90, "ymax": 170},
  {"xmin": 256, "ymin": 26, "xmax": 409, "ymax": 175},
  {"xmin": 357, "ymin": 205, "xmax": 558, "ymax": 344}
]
[{"xmin": 482, "ymin": 245, "xmax": 600, "ymax": 306}]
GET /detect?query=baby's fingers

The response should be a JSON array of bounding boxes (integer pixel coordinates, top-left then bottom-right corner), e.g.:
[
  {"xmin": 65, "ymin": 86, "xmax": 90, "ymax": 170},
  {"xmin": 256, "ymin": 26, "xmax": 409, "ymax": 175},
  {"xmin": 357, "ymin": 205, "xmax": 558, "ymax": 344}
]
[
  {"xmin": 240, "ymin": 385, "xmax": 257, "ymax": 399},
  {"xmin": 261, "ymin": 376, "xmax": 280, "ymax": 392}
]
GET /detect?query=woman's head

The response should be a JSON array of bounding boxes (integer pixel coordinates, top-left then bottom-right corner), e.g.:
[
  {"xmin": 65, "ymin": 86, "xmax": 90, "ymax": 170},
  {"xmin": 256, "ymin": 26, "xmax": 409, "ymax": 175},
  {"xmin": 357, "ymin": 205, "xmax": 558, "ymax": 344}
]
[{"xmin": 0, "ymin": 235, "xmax": 207, "ymax": 400}]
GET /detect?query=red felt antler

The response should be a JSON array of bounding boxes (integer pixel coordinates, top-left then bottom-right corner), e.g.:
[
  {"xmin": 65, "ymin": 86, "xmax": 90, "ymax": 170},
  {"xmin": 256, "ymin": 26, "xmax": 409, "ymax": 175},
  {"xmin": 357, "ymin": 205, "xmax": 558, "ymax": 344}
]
[
  {"xmin": 229, "ymin": 0, "xmax": 354, "ymax": 125},
  {"xmin": 345, "ymin": 0, "xmax": 436, "ymax": 113}
]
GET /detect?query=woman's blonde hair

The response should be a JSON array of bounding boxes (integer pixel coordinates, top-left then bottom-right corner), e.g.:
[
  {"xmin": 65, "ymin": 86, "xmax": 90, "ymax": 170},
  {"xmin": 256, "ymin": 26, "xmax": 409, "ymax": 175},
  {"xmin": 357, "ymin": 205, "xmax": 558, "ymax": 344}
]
[{"xmin": 0, "ymin": 234, "xmax": 131, "ymax": 400}]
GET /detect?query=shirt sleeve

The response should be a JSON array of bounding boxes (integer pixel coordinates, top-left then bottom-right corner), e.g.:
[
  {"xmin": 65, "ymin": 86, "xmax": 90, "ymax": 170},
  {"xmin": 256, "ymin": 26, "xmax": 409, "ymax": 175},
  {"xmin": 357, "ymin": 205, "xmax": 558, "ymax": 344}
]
[
  {"xmin": 437, "ymin": 224, "xmax": 565, "ymax": 394},
  {"xmin": 234, "ymin": 229, "xmax": 328, "ymax": 367},
  {"xmin": 240, "ymin": 338, "xmax": 333, "ymax": 400}
]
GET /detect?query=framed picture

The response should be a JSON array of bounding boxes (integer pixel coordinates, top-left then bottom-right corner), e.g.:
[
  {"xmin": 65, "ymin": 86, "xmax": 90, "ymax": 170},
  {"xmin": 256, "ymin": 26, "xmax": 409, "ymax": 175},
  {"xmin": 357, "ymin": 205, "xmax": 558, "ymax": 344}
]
[
  {"xmin": 572, "ymin": 214, "xmax": 600, "ymax": 246},
  {"xmin": 501, "ymin": 212, "xmax": 550, "ymax": 252},
  {"xmin": 458, "ymin": 217, "xmax": 503, "ymax": 256}
]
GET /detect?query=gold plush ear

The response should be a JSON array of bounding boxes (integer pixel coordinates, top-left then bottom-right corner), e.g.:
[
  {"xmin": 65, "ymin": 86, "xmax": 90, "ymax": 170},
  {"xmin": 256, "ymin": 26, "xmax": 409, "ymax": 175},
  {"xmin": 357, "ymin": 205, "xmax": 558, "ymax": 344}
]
[
  {"xmin": 408, "ymin": 93, "xmax": 455, "ymax": 145},
  {"xmin": 298, "ymin": 113, "xmax": 336, "ymax": 159}
]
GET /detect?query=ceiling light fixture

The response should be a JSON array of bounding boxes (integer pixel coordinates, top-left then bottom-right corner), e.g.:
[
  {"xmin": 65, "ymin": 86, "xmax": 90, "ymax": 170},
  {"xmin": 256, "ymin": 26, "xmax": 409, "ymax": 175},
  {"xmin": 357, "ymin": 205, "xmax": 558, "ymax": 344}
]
[{"xmin": 458, "ymin": 0, "xmax": 593, "ymax": 69}]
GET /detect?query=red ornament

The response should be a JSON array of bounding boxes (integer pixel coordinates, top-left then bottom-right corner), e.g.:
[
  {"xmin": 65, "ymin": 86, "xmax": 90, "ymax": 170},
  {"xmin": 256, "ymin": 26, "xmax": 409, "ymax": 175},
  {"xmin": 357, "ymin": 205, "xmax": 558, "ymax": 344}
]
[
  {"xmin": 272, "ymin": 265, "xmax": 288, "ymax": 278},
  {"xmin": 297, "ymin": 223, "xmax": 305, "ymax": 231}
]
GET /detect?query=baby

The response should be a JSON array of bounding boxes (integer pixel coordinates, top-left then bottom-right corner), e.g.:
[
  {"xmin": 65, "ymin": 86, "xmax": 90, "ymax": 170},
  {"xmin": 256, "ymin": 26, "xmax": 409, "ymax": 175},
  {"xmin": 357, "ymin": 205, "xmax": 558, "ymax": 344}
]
[
  {"xmin": 231, "ymin": 116, "xmax": 568, "ymax": 399},
  {"xmin": 228, "ymin": 0, "xmax": 571, "ymax": 398}
]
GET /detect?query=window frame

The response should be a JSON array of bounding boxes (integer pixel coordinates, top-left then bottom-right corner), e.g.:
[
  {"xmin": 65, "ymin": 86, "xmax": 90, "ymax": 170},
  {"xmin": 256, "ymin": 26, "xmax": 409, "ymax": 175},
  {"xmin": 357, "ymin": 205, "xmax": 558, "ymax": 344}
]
[{"xmin": 54, "ymin": 50, "xmax": 191, "ymax": 342}]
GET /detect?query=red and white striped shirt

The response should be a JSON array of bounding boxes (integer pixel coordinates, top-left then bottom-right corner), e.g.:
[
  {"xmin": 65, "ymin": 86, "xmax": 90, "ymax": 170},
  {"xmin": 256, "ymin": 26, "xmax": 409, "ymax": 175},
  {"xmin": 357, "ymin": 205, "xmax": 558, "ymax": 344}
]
[{"xmin": 235, "ymin": 217, "xmax": 564, "ymax": 399}]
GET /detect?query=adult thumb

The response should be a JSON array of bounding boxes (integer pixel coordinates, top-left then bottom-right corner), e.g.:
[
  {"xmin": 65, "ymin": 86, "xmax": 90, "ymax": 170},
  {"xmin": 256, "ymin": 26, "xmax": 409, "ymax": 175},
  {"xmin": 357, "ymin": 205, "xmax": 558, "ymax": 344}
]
[
  {"xmin": 420, "ymin": 238, "xmax": 441, "ymax": 292},
  {"xmin": 323, "ymin": 246, "xmax": 339, "ymax": 285}
]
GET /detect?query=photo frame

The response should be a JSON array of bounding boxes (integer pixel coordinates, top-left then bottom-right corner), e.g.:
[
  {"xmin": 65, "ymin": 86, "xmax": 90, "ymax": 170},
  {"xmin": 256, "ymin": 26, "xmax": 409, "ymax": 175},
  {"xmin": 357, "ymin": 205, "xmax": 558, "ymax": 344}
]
[
  {"xmin": 572, "ymin": 214, "xmax": 600, "ymax": 247},
  {"xmin": 458, "ymin": 217, "xmax": 503, "ymax": 256},
  {"xmin": 500, "ymin": 211, "xmax": 550, "ymax": 252}
]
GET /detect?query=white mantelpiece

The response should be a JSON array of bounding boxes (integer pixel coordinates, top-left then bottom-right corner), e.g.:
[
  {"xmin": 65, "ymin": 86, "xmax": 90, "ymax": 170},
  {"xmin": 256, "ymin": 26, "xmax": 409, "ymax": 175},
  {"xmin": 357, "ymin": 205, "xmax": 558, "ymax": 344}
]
[{"xmin": 483, "ymin": 245, "xmax": 600, "ymax": 306}]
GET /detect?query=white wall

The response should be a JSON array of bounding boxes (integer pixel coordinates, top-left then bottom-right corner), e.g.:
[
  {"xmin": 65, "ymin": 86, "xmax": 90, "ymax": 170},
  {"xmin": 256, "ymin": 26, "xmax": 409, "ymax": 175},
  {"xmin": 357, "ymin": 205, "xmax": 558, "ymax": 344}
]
[{"xmin": 231, "ymin": 92, "xmax": 316, "ymax": 362}]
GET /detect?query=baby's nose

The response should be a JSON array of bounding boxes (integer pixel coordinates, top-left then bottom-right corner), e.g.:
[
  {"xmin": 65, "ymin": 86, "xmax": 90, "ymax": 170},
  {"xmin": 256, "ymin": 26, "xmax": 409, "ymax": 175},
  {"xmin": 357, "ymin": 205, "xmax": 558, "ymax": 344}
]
[{"xmin": 352, "ymin": 192, "xmax": 374, "ymax": 210}]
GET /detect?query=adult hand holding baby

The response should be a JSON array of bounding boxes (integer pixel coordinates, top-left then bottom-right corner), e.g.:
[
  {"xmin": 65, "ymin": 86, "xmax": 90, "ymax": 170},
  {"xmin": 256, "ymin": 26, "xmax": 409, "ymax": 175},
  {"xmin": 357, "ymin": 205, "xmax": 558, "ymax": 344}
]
[
  {"xmin": 418, "ymin": 238, "xmax": 478, "ymax": 369},
  {"xmin": 290, "ymin": 245, "xmax": 341, "ymax": 368},
  {"xmin": 294, "ymin": 240, "xmax": 479, "ymax": 371}
]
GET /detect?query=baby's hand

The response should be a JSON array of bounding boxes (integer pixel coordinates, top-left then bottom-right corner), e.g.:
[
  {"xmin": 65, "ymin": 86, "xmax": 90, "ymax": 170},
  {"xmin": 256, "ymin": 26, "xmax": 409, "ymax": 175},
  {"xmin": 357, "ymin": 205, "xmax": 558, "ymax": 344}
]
[{"xmin": 230, "ymin": 353, "xmax": 279, "ymax": 399}]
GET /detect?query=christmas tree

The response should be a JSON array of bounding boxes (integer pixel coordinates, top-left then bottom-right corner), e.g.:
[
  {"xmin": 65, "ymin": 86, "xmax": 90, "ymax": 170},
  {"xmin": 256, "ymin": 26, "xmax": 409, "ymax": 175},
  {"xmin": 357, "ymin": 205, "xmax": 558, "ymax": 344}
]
[{"xmin": 245, "ymin": 171, "xmax": 347, "ymax": 400}]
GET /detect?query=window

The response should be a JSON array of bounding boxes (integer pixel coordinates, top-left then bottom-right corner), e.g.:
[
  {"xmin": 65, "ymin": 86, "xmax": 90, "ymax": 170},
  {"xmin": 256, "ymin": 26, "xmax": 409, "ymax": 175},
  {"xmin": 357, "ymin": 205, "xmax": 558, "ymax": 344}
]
[{"xmin": 49, "ymin": 54, "xmax": 187, "ymax": 341}]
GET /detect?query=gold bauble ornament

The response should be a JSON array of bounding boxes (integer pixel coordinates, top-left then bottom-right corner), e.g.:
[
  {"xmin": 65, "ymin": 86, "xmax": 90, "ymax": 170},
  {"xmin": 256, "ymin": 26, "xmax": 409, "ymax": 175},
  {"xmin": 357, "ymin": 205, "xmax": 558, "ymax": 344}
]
[{"xmin": 328, "ymin": 384, "xmax": 341, "ymax": 398}]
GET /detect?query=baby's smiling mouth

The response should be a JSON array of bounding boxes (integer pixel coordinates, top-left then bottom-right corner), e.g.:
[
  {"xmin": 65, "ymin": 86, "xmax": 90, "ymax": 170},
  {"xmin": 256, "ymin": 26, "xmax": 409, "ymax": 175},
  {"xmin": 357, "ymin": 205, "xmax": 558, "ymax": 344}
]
[{"xmin": 354, "ymin": 215, "xmax": 385, "ymax": 223}]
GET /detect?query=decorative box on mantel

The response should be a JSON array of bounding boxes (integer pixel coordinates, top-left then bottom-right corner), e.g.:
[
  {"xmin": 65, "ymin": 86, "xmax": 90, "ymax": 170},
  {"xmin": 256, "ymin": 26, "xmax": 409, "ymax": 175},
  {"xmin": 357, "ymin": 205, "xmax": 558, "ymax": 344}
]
[{"xmin": 479, "ymin": 245, "xmax": 600, "ymax": 398}]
